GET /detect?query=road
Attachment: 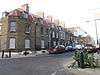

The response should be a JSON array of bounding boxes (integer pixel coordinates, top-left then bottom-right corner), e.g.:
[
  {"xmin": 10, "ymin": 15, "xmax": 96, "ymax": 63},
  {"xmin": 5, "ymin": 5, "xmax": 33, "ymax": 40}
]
[{"xmin": 0, "ymin": 52, "xmax": 75, "ymax": 75}]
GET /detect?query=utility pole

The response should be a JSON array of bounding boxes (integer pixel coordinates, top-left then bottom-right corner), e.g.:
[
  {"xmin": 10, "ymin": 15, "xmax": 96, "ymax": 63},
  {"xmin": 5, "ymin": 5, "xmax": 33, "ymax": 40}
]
[
  {"xmin": 34, "ymin": 22, "xmax": 37, "ymax": 54},
  {"xmin": 95, "ymin": 20, "xmax": 99, "ymax": 44},
  {"xmin": 86, "ymin": 20, "xmax": 99, "ymax": 45},
  {"xmin": 48, "ymin": 28, "xmax": 50, "ymax": 48}
]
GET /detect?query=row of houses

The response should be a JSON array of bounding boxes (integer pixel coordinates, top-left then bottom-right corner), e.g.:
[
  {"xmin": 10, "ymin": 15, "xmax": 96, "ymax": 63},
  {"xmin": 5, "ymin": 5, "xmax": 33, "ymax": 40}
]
[{"xmin": 0, "ymin": 4, "xmax": 79, "ymax": 52}]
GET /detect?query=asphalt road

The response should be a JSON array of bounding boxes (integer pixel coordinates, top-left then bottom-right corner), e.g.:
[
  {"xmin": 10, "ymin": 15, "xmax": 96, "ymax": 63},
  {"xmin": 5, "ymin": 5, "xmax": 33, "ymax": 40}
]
[{"xmin": 0, "ymin": 52, "xmax": 75, "ymax": 75}]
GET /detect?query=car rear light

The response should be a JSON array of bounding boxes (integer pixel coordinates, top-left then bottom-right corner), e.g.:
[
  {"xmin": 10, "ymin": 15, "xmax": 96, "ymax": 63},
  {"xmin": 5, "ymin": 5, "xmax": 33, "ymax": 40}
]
[
  {"xmin": 48, "ymin": 48, "xmax": 53, "ymax": 51},
  {"xmin": 53, "ymin": 49, "xmax": 56, "ymax": 51}
]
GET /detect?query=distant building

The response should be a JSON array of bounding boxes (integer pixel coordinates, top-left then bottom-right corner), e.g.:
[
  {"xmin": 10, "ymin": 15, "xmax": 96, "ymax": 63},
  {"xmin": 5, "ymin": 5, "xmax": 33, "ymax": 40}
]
[
  {"xmin": 35, "ymin": 11, "xmax": 44, "ymax": 19},
  {"xmin": 64, "ymin": 28, "xmax": 79, "ymax": 46}
]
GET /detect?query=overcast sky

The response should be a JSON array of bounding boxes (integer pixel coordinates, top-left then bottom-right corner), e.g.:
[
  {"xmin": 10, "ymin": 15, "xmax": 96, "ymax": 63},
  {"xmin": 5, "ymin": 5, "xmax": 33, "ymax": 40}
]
[{"xmin": 0, "ymin": 0, "xmax": 100, "ymax": 42}]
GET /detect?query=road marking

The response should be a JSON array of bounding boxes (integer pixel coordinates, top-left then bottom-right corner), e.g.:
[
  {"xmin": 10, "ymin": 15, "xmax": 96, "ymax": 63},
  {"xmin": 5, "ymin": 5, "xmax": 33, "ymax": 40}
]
[
  {"xmin": 51, "ymin": 68, "xmax": 65, "ymax": 75},
  {"xmin": 51, "ymin": 71, "xmax": 57, "ymax": 75}
]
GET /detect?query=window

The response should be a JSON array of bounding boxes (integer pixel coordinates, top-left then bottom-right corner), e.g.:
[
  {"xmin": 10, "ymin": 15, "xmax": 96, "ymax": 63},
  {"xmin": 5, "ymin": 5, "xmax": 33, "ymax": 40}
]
[
  {"xmin": 40, "ymin": 27, "xmax": 43, "ymax": 34},
  {"xmin": 52, "ymin": 31, "xmax": 55, "ymax": 38},
  {"xmin": 25, "ymin": 26, "xmax": 31, "ymax": 33},
  {"xmin": 22, "ymin": 12, "xmax": 28, "ymax": 18},
  {"xmin": 49, "ymin": 31, "xmax": 51, "ymax": 40},
  {"xmin": 58, "ymin": 27, "xmax": 62, "ymax": 30},
  {"xmin": 63, "ymin": 32, "xmax": 65, "ymax": 39},
  {"xmin": 46, "ymin": 29, "xmax": 48, "ymax": 34},
  {"xmin": 24, "ymin": 13, "xmax": 28, "ymax": 18},
  {"xmin": 10, "ymin": 21, "xmax": 16, "ymax": 32},
  {"xmin": 58, "ymin": 42, "xmax": 59, "ymax": 45},
  {"xmin": 41, "ymin": 40, "xmax": 45, "ymax": 48},
  {"xmin": 60, "ymin": 31, "xmax": 64, "ymax": 39},
  {"xmin": 9, "ymin": 38, "xmax": 15, "ymax": 49},
  {"xmin": 52, "ymin": 25, "xmax": 54, "ymax": 28},
  {"xmin": 53, "ymin": 41, "xmax": 56, "ymax": 46},
  {"xmin": 40, "ymin": 18, "xmax": 43, "ymax": 24},
  {"xmin": 0, "ymin": 26, "xmax": 1, "ymax": 31},
  {"xmin": 56, "ymin": 33, "xmax": 58, "ymax": 38},
  {"xmin": 25, "ymin": 39, "xmax": 30, "ymax": 48}
]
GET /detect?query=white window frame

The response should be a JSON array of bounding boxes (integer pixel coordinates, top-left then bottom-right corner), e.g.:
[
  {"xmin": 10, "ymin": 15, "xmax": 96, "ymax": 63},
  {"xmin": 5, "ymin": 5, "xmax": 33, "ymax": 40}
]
[
  {"xmin": 9, "ymin": 38, "xmax": 15, "ymax": 49},
  {"xmin": 10, "ymin": 21, "xmax": 16, "ymax": 32},
  {"xmin": 25, "ymin": 39, "xmax": 30, "ymax": 48}
]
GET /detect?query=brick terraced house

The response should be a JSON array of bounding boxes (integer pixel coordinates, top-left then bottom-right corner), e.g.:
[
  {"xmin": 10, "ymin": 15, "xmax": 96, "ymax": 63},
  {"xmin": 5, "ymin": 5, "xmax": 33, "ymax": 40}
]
[{"xmin": 0, "ymin": 4, "xmax": 81, "ymax": 52}]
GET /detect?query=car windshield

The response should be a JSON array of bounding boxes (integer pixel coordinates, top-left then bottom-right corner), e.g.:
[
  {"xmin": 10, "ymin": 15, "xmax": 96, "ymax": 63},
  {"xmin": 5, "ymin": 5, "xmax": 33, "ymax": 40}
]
[
  {"xmin": 68, "ymin": 46, "xmax": 72, "ymax": 47},
  {"xmin": 55, "ymin": 45, "xmax": 65, "ymax": 48},
  {"xmin": 75, "ymin": 45, "xmax": 82, "ymax": 48}
]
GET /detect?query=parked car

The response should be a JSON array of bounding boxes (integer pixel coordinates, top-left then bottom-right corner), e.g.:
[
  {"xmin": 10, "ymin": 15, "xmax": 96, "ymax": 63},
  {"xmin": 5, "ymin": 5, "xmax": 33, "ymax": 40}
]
[
  {"xmin": 84, "ymin": 46, "xmax": 93, "ymax": 50},
  {"xmin": 74, "ymin": 45, "xmax": 83, "ymax": 50},
  {"xmin": 48, "ymin": 45, "xmax": 65, "ymax": 53},
  {"xmin": 85, "ymin": 46, "xmax": 96, "ymax": 53},
  {"xmin": 65, "ymin": 45, "xmax": 74, "ymax": 51}
]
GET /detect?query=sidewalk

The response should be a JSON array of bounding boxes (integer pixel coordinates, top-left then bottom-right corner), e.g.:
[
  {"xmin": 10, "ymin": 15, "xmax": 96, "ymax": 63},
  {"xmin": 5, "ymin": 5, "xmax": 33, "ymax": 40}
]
[
  {"xmin": 63, "ymin": 53, "xmax": 100, "ymax": 75},
  {"xmin": 0, "ymin": 50, "xmax": 49, "ymax": 59}
]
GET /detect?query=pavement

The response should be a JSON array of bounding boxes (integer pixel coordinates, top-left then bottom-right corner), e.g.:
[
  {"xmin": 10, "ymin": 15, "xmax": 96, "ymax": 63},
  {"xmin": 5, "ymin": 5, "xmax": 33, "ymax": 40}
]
[
  {"xmin": 0, "ymin": 50, "xmax": 49, "ymax": 59},
  {"xmin": 63, "ymin": 52, "xmax": 100, "ymax": 75}
]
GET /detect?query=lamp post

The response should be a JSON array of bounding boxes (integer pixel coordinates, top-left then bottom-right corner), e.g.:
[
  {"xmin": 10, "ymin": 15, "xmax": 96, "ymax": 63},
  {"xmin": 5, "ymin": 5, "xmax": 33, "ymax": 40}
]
[{"xmin": 34, "ymin": 22, "xmax": 37, "ymax": 53}]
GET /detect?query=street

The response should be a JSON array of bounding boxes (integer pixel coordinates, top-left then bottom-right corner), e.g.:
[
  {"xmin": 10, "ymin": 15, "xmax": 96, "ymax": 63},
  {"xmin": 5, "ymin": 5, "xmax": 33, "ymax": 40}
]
[{"xmin": 0, "ymin": 52, "xmax": 75, "ymax": 75}]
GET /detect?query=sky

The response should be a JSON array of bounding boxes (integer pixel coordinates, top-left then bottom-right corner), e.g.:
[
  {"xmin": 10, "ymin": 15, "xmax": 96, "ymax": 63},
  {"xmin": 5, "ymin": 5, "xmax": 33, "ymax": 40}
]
[{"xmin": 0, "ymin": 0, "xmax": 100, "ymax": 42}]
